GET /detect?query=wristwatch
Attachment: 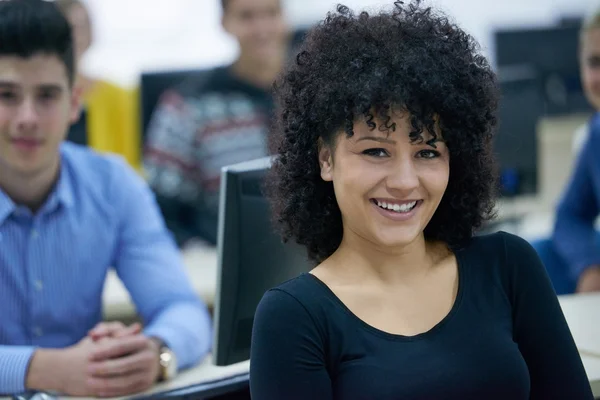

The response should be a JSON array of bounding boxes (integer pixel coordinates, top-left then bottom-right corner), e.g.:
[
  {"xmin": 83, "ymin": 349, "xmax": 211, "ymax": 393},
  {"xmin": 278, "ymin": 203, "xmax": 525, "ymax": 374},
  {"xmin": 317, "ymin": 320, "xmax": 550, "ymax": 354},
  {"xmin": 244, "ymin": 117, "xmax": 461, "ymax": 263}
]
[{"xmin": 156, "ymin": 342, "xmax": 178, "ymax": 382}]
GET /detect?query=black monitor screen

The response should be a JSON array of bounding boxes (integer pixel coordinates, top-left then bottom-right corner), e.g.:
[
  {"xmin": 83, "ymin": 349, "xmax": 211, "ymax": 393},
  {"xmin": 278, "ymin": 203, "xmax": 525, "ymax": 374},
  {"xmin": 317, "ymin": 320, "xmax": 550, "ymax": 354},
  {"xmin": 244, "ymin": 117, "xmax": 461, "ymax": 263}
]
[
  {"xmin": 494, "ymin": 24, "xmax": 592, "ymax": 115},
  {"xmin": 495, "ymin": 25, "xmax": 579, "ymax": 72},
  {"xmin": 494, "ymin": 68, "xmax": 544, "ymax": 197},
  {"xmin": 212, "ymin": 157, "xmax": 311, "ymax": 366}
]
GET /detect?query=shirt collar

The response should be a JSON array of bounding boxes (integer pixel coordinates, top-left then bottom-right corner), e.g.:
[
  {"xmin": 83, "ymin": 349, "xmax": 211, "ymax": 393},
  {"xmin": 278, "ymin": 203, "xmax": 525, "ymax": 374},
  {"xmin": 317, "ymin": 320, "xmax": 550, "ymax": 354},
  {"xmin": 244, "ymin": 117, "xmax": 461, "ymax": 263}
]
[
  {"xmin": 0, "ymin": 189, "xmax": 15, "ymax": 225},
  {"xmin": 52, "ymin": 159, "xmax": 75, "ymax": 209},
  {"xmin": 41, "ymin": 156, "xmax": 74, "ymax": 214},
  {"xmin": 0, "ymin": 155, "xmax": 74, "ymax": 223}
]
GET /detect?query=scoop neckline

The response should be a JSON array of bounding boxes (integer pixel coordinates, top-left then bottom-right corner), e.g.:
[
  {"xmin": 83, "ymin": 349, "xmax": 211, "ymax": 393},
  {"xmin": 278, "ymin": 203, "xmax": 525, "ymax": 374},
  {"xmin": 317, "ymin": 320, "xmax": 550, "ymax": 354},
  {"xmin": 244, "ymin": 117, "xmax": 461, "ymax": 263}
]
[{"xmin": 303, "ymin": 248, "xmax": 467, "ymax": 342}]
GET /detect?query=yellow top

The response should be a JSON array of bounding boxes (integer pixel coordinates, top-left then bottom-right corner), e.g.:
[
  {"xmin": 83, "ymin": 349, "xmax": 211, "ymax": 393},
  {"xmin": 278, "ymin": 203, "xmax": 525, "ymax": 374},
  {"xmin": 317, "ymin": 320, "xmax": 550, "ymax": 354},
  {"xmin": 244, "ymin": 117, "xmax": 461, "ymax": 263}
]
[{"xmin": 83, "ymin": 80, "xmax": 141, "ymax": 170}]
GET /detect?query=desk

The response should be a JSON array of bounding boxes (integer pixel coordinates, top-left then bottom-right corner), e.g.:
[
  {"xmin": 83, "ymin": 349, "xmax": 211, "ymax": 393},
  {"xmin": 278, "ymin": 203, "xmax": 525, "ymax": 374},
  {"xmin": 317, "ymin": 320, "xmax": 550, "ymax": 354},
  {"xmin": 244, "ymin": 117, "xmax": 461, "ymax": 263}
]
[
  {"xmin": 559, "ymin": 293, "xmax": 600, "ymax": 397},
  {"xmin": 129, "ymin": 356, "xmax": 249, "ymax": 399},
  {"xmin": 102, "ymin": 245, "xmax": 218, "ymax": 320},
  {"xmin": 559, "ymin": 293, "xmax": 600, "ymax": 357},
  {"xmin": 582, "ymin": 356, "xmax": 600, "ymax": 398}
]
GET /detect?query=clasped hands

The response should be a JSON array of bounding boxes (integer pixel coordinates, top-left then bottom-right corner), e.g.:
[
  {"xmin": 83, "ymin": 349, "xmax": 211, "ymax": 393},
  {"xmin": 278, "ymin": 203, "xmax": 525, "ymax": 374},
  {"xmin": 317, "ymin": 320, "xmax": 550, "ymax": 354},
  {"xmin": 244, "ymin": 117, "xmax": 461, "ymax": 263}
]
[{"xmin": 61, "ymin": 321, "xmax": 161, "ymax": 398}]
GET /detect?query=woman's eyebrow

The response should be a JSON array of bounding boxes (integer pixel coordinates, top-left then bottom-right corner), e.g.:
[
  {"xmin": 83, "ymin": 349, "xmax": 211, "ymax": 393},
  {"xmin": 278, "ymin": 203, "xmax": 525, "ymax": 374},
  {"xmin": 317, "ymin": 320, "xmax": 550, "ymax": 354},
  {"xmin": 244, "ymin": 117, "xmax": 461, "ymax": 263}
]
[{"xmin": 356, "ymin": 136, "xmax": 397, "ymax": 144}]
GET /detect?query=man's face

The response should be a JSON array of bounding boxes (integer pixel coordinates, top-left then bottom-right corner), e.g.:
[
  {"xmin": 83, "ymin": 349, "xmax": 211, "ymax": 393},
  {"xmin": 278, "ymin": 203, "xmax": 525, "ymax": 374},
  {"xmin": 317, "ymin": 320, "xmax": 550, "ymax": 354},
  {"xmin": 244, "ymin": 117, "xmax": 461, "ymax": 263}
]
[
  {"xmin": 0, "ymin": 54, "xmax": 80, "ymax": 179},
  {"xmin": 223, "ymin": 0, "xmax": 289, "ymax": 61}
]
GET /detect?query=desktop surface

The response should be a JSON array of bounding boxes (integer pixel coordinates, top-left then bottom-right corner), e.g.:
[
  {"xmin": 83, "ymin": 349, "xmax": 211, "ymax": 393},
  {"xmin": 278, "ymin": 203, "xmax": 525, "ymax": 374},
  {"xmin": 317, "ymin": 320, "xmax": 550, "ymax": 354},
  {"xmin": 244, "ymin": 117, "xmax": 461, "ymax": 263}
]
[{"xmin": 131, "ymin": 373, "xmax": 249, "ymax": 400}]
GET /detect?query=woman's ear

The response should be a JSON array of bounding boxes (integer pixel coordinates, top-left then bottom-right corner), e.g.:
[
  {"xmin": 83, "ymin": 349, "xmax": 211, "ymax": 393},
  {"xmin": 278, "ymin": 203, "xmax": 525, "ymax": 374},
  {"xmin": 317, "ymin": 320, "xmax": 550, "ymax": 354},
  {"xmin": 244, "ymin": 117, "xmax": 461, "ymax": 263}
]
[{"xmin": 318, "ymin": 138, "xmax": 333, "ymax": 182}]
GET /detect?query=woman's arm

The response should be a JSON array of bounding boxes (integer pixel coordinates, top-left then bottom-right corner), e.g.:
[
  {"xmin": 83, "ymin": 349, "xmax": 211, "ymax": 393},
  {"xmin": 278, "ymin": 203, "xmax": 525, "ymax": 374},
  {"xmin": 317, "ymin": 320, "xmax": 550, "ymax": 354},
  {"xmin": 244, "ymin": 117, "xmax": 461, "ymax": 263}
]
[
  {"xmin": 250, "ymin": 289, "xmax": 333, "ymax": 400},
  {"xmin": 503, "ymin": 233, "xmax": 593, "ymax": 399}
]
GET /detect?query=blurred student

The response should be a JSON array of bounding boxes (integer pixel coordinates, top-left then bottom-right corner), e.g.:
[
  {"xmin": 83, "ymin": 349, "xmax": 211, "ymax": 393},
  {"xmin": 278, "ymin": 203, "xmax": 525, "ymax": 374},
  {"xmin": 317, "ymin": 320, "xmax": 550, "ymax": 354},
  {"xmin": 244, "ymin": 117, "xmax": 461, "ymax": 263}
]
[
  {"xmin": 56, "ymin": 0, "xmax": 141, "ymax": 169},
  {"xmin": 533, "ymin": 5, "xmax": 600, "ymax": 294},
  {"xmin": 143, "ymin": 0, "xmax": 291, "ymax": 247},
  {"xmin": 0, "ymin": 0, "xmax": 210, "ymax": 396}
]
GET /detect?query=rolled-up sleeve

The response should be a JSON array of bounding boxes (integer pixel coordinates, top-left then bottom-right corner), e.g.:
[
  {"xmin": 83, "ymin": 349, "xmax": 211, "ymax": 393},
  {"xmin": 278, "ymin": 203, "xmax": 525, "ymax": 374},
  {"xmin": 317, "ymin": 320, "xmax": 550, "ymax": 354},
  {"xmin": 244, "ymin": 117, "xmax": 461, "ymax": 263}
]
[{"xmin": 111, "ymin": 158, "xmax": 212, "ymax": 370}]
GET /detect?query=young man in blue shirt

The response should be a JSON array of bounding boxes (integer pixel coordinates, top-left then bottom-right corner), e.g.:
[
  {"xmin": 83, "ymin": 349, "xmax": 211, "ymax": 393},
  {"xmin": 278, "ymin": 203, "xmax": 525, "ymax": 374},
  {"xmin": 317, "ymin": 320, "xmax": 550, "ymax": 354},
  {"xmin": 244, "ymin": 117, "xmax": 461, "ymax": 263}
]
[{"xmin": 0, "ymin": 0, "xmax": 211, "ymax": 396}]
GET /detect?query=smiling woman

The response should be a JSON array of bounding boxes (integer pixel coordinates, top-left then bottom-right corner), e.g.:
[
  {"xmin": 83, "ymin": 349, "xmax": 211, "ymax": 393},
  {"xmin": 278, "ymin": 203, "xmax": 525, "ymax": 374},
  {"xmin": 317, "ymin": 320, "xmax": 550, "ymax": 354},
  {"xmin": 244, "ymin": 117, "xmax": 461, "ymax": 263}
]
[
  {"xmin": 317, "ymin": 112, "xmax": 450, "ymax": 251},
  {"xmin": 249, "ymin": 1, "xmax": 594, "ymax": 399},
  {"xmin": 267, "ymin": 6, "xmax": 498, "ymax": 263}
]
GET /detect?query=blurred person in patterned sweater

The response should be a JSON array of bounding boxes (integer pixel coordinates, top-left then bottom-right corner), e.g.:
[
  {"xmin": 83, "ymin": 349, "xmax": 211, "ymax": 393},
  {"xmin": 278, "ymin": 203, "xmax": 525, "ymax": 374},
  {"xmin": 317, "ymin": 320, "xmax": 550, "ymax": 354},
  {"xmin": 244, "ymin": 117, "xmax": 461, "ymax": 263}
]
[{"xmin": 143, "ymin": 0, "xmax": 293, "ymax": 247}]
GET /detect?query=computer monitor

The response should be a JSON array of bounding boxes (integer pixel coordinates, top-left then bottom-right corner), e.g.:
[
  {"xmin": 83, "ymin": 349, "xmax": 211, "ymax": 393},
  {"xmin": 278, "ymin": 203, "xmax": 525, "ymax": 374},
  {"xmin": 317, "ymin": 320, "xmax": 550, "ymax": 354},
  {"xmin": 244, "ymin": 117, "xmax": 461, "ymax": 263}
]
[
  {"xmin": 494, "ymin": 24, "xmax": 592, "ymax": 115},
  {"xmin": 494, "ymin": 66, "xmax": 544, "ymax": 197},
  {"xmin": 495, "ymin": 24, "xmax": 592, "ymax": 115},
  {"xmin": 212, "ymin": 156, "xmax": 311, "ymax": 366},
  {"xmin": 495, "ymin": 25, "xmax": 579, "ymax": 70}
]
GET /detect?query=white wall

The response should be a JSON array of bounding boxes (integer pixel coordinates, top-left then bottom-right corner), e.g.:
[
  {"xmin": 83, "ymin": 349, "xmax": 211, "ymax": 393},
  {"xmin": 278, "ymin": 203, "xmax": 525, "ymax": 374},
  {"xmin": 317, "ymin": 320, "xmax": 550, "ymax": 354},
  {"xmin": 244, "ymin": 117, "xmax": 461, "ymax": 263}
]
[{"xmin": 82, "ymin": 0, "xmax": 596, "ymax": 87}]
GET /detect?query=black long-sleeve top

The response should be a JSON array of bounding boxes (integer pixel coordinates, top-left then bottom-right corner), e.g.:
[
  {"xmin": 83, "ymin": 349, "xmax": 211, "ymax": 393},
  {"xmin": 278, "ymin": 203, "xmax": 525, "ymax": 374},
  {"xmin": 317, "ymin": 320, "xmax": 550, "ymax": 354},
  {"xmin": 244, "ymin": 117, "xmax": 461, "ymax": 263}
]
[{"xmin": 250, "ymin": 232, "xmax": 593, "ymax": 399}]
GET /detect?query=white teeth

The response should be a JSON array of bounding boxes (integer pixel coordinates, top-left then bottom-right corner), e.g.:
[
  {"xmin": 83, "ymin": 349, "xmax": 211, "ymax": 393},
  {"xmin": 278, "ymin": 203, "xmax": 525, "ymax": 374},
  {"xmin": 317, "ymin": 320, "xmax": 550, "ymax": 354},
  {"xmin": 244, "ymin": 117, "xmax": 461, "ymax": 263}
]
[{"xmin": 375, "ymin": 200, "xmax": 417, "ymax": 213}]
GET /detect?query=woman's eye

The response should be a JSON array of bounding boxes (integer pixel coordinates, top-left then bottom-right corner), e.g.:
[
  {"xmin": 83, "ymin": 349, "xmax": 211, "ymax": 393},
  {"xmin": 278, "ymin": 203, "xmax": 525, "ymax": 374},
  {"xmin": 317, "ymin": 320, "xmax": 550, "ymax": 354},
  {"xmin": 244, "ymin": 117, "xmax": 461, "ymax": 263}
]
[
  {"xmin": 362, "ymin": 148, "xmax": 389, "ymax": 157},
  {"xmin": 417, "ymin": 149, "xmax": 440, "ymax": 159}
]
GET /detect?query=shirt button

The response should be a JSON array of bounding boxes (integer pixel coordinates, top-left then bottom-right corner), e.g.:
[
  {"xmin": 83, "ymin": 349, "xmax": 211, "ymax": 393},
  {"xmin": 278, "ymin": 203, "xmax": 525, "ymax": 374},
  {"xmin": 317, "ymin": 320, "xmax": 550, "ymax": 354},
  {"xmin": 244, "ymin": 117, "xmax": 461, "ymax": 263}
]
[
  {"xmin": 34, "ymin": 327, "xmax": 43, "ymax": 337},
  {"xmin": 34, "ymin": 280, "xmax": 43, "ymax": 291},
  {"xmin": 31, "ymin": 229, "xmax": 39, "ymax": 238}
]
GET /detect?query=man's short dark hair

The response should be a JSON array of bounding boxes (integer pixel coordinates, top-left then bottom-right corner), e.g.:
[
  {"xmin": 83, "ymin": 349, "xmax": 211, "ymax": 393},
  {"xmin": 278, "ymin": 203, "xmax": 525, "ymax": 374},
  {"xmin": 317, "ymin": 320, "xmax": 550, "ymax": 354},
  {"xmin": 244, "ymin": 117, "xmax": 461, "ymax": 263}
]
[
  {"xmin": 221, "ymin": 0, "xmax": 229, "ymax": 12},
  {"xmin": 0, "ymin": 0, "xmax": 75, "ymax": 85}
]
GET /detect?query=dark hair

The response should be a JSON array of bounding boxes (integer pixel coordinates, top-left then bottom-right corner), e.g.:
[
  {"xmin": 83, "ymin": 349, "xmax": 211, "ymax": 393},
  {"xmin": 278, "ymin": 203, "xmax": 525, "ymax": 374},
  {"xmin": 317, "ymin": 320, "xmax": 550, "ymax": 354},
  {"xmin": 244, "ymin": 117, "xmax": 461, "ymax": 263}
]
[
  {"xmin": 0, "ymin": 0, "xmax": 75, "ymax": 86},
  {"xmin": 267, "ymin": 0, "xmax": 499, "ymax": 263},
  {"xmin": 221, "ymin": 0, "xmax": 229, "ymax": 12}
]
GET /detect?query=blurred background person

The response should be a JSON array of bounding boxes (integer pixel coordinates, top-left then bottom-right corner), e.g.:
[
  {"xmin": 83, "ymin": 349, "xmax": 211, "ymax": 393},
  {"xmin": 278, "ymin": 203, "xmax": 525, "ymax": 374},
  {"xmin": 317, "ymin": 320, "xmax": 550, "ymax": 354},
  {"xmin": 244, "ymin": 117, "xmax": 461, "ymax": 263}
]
[
  {"xmin": 56, "ymin": 0, "xmax": 141, "ymax": 169},
  {"xmin": 143, "ymin": 0, "xmax": 291, "ymax": 247},
  {"xmin": 530, "ymin": 4, "xmax": 600, "ymax": 295}
]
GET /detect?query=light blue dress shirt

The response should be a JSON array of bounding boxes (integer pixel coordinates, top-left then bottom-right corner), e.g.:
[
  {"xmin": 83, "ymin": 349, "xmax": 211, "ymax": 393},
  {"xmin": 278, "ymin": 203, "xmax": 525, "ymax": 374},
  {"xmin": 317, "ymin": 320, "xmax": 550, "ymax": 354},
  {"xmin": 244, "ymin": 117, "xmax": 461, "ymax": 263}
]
[{"xmin": 0, "ymin": 143, "xmax": 212, "ymax": 394}]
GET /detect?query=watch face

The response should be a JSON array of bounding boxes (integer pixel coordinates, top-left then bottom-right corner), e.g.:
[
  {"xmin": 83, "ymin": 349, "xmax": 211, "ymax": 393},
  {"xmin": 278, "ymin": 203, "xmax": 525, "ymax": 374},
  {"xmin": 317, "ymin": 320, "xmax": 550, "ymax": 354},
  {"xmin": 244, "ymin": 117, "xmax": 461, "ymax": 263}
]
[{"xmin": 160, "ymin": 348, "xmax": 178, "ymax": 380}]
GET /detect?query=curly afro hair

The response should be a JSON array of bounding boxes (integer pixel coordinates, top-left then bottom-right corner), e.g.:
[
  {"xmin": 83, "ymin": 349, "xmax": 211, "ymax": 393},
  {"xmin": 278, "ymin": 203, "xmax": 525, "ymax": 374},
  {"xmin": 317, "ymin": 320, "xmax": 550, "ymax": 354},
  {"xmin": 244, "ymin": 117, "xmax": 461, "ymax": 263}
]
[{"xmin": 267, "ymin": 0, "xmax": 499, "ymax": 263}]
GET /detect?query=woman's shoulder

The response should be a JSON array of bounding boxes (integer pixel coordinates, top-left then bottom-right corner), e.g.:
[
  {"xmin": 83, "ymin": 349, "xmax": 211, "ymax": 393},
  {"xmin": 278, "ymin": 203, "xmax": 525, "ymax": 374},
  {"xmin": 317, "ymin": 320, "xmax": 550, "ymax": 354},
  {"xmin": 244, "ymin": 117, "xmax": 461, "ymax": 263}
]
[
  {"xmin": 257, "ymin": 274, "xmax": 330, "ymax": 316},
  {"xmin": 254, "ymin": 273, "xmax": 336, "ymax": 336},
  {"xmin": 459, "ymin": 230, "xmax": 538, "ymax": 264},
  {"xmin": 459, "ymin": 231, "xmax": 541, "ymax": 284},
  {"xmin": 462, "ymin": 230, "xmax": 533, "ymax": 254}
]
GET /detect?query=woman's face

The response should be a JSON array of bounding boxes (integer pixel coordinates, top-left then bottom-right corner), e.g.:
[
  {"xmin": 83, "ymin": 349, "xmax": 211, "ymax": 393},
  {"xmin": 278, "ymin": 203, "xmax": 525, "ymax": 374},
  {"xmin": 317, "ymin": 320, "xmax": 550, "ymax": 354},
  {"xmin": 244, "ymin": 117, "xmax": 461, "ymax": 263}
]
[
  {"xmin": 319, "ymin": 112, "xmax": 450, "ymax": 250},
  {"xmin": 580, "ymin": 27, "xmax": 600, "ymax": 111}
]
